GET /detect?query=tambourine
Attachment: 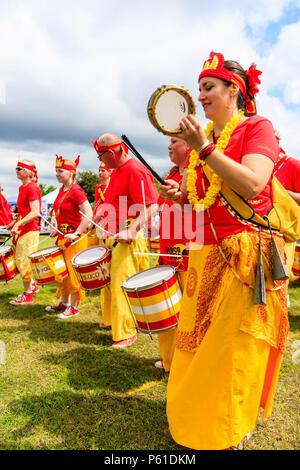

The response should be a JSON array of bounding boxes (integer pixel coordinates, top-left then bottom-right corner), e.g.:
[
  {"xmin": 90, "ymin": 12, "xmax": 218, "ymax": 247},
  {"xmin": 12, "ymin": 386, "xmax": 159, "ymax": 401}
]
[{"xmin": 147, "ymin": 85, "xmax": 196, "ymax": 136}]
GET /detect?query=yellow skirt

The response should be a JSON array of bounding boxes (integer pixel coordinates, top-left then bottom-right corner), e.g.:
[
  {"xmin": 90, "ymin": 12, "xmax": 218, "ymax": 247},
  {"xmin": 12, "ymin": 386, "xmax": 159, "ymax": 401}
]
[
  {"xmin": 56, "ymin": 236, "xmax": 88, "ymax": 303},
  {"xmin": 167, "ymin": 231, "xmax": 289, "ymax": 450}
]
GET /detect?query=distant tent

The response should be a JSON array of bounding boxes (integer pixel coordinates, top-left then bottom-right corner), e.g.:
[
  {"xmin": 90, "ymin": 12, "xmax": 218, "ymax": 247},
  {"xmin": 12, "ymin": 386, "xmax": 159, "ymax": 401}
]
[{"xmin": 41, "ymin": 188, "xmax": 59, "ymax": 205}]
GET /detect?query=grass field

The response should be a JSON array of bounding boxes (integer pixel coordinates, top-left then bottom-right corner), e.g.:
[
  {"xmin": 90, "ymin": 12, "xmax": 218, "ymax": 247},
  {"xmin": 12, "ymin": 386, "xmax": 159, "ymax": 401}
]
[{"xmin": 0, "ymin": 237, "xmax": 299, "ymax": 451}]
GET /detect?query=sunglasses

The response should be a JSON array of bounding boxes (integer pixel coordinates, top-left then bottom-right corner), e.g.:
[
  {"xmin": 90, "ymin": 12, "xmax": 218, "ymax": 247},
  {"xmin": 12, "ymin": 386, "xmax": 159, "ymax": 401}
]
[{"xmin": 15, "ymin": 167, "xmax": 23, "ymax": 171}]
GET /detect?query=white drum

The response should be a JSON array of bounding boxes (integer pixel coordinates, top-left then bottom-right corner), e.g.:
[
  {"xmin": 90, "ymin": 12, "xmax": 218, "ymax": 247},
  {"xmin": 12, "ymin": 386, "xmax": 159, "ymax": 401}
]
[{"xmin": 71, "ymin": 245, "xmax": 111, "ymax": 291}]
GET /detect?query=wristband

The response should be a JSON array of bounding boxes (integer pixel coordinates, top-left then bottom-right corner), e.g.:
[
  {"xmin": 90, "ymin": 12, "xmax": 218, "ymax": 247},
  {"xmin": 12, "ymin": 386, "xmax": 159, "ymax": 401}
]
[
  {"xmin": 199, "ymin": 142, "xmax": 216, "ymax": 161},
  {"xmin": 74, "ymin": 231, "xmax": 81, "ymax": 237},
  {"xmin": 197, "ymin": 139, "xmax": 211, "ymax": 152}
]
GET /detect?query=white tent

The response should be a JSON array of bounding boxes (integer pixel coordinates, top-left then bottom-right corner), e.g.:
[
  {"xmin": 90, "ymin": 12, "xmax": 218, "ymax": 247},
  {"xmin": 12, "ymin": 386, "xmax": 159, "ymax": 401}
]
[{"xmin": 41, "ymin": 188, "xmax": 59, "ymax": 205}]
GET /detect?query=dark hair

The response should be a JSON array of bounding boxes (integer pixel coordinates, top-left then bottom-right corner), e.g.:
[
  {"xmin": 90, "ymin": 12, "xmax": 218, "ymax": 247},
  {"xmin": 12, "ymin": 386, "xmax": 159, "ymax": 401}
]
[{"xmin": 222, "ymin": 60, "xmax": 256, "ymax": 116}]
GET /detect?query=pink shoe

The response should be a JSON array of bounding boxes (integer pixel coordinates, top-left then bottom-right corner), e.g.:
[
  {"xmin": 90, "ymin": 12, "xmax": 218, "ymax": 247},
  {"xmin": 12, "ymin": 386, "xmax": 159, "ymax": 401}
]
[
  {"xmin": 57, "ymin": 306, "xmax": 79, "ymax": 319},
  {"xmin": 9, "ymin": 292, "xmax": 33, "ymax": 306},
  {"xmin": 99, "ymin": 322, "xmax": 111, "ymax": 329},
  {"xmin": 45, "ymin": 302, "xmax": 70, "ymax": 312},
  {"xmin": 31, "ymin": 282, "xmax": 39, "ymax": 294},
  {"xmin": 112, "ymin": 334, "xmax": 137, "ymax": 349}
]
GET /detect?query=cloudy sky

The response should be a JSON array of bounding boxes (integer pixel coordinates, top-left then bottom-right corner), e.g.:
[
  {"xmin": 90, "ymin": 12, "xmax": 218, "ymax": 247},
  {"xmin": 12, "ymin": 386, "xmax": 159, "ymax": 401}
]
[{"xmin": 0, "ymin": 0, "xmax": 300, "ymax": 199}]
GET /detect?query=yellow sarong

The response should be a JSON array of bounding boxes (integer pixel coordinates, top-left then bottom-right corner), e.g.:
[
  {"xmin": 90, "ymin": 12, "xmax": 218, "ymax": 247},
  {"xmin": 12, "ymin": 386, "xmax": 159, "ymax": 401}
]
[
  {"xmin": 14, "ymin": 231, "xmax": 40, "ymax": 282},
  {"xmin": 167, "ymin": 231, "xmax": 289, "ymax": 450},
  {"xmin": 56, "ymin": 236, "xmax": 88, "ymax": 303},
  {"xmin": 100, "ymin": 232, "xmax": 149, "ymax": 342}
]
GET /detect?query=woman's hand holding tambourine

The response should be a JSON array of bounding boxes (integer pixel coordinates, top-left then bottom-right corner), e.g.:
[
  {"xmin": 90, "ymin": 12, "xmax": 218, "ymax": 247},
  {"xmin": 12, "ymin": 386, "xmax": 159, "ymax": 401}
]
[{"xmin": 178, "ymin": 114, "xmax": 207, "ymax": 151}]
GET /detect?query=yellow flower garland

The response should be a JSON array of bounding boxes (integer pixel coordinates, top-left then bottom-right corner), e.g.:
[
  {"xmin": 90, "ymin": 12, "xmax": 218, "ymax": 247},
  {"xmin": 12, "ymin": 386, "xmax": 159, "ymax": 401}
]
[{"xmin": 187, "ymin": 112, "xmax": 244, "ymax": 211}]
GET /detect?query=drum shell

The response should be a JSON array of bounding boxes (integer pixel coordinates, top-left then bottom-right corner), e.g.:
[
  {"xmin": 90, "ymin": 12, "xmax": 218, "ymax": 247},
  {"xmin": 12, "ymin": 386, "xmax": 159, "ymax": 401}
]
[
  {"xmin": 29, "ymin": 247, "xmax": 68, "ymax": 285},
  {"xmin": 122, "ymin": 266, "xmax": 182, "ymax": 334},
  {"xmin": 292, "ymin": 242, "xmax": 300, "ymax": 282},
  {"xmin": 71, "ymin": 246, "xmax": 111, "ymax": 291},
  {"xmin": 0, "ymin": 246, "xmax": 18, "ymax": 281}
]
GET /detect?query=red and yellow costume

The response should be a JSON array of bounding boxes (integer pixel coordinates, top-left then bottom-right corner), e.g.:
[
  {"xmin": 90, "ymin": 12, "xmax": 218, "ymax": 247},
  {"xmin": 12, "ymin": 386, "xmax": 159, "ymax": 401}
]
[
  {"xmin": 0, "ymin": 191, "xmax": 12, "ymax": 225},
  {"xmin": 89, "ymin": 162, "xmax": 112, "ymax": 247},
  {"xmin": 92, "ymin": 141, "xmax": 159, "ymax": 342},
  {"xmin": 53, "ymin": 155, "xmax": 89, "ymax": 302},
  {"xmin": 13, "ymin": 162, "xmax": 41, "ymax": 282},
  {"xmin": 167, "ymin": 52, "xmax": 289, "ymax": 450}
]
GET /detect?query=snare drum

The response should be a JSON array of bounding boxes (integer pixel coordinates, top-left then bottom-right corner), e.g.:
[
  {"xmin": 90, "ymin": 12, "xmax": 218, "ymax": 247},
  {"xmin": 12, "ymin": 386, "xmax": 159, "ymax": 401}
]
[
  {"xmin": 122, "ymin": 266, "xmax": 182, "ymax": 335},
  {"xmin": 29, "ymin": 247, "xmax": 68, "ymax": 285},
  {"xmin": 0, "ymin": 245, "xmax": 18, "ymax": 281},
  {"xmin": 147, "ymin": 85, "xmax": 196, "ymax": 136},
  {"xmin": 71, "ymin": 245, "xmax": 111, "ymax": 291},
  {"xmin": 292, "ymin": 242, "xmax": 300, "ymax": 282}
]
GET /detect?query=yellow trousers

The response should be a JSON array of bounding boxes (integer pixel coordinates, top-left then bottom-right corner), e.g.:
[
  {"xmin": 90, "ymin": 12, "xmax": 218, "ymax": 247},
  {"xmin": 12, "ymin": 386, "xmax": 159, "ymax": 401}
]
[
  {"xmin": 157, "ymin": 270, "xmax": 188, "ymax": 371},
  {"xmin": 100, "ymin": 233, "xmax": 149, "ymax": 342},
  {"xmin": 56, "ymin": 236, "xmax": 88, "ymax": 303},
  {"xmin": 167, "ymin": 231, "xmax": 289, "ymax": 450},
  {"xmin": 14, "ymin": 231, "xmax": 40, "ymax": 282}
]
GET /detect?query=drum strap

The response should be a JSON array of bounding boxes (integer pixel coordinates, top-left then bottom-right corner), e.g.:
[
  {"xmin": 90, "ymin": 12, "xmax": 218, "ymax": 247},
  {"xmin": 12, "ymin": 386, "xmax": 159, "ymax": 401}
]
[{"xmin": 46, "ymin": 256, "xmax": 65, "ymax": 284}]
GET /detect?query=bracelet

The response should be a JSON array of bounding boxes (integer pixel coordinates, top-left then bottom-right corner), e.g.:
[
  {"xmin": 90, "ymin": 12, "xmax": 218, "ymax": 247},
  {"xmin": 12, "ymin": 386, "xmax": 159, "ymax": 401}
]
[
  {"xmin": 199, "ymin": 142, "xmax": 216, "ymax": 160},
  {"xmin": 197, "ymin": 139, "xmax": 211, "ymax": 152}
]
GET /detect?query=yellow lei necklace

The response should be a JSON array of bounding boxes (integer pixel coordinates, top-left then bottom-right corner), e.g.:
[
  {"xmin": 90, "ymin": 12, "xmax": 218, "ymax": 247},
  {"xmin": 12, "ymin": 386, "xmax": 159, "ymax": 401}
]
[{"xmin": 187, "ymin": 111, "xmax": 244, "ymax": 211}]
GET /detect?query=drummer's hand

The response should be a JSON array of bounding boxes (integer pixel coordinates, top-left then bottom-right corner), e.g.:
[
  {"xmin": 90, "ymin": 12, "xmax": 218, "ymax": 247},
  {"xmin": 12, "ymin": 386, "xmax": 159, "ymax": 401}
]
[
  {"xmin": 65, "ymin": 233, "xmax": 79, "ymax": 242},
  {"xmin": 114, "ymin": 229, "xmax": 133, "ymax": 244},
  {"xmin": 159, "ymin": 179, "xmax": 182, "ymax": 201},
  {"xmin": 50, "ymin": 230, "xmax": 58, "ymax": 238},
  {"xmin": 6, "ymin": 221, "xmax": 15, "ymax": 231},
  {"xmin": 178, "ymin": 114, "xmax": 207, "ymax": 151},
  {"xmin": 10, "ymin": 222, "xmax": 21, "ymax": 236}
]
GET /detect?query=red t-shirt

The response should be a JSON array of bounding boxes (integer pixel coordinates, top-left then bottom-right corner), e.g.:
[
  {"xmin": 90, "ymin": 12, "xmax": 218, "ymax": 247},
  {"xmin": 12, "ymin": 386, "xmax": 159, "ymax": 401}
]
[
  {"xmin": 158, "ymin": 167, "xmax": 191, "ymax": 270},
  {"xmin": 53, "ymin": 184, "xmax": 88, "ymax": 240},
  {"xmin": 0, "ymin": 193, "xmax": 12, "ymax": 225},
  {"xmin": 274, "ymin": 154, "xmax": 300, "ymax": 192},
  {"xmin": 17, "ymin": 182, "xmax": 41, "ymax": 235},
  {"xmin": 100, "ymin": 158, "xmax": 159, "ymax": 235},
  {"xmin": 184, "ymin": 115, "xmax": 279, "ymax": 244}
]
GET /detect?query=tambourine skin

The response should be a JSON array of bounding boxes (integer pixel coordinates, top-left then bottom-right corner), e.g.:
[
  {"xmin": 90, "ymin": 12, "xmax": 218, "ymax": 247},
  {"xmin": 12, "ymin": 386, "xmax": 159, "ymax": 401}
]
[{"xmin": 147, "ymin": 85, "xmax": 196, "ymax": 136}]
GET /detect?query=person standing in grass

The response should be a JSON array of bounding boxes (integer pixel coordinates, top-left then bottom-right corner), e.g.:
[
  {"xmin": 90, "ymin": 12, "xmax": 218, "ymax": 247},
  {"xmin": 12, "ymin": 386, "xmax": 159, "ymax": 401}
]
[
  {"xmin": 92, "ymin": 134, "xmax": 159, "ymax": 348},
  {"xmin": 160, "ymin": 51, "xmax": 290, "ymax": 450},
  {"xmin": 7, "ymin": 160, "xmax": 41, "ymax": 305},
  {"xmin": 45, "ymin": 154, "xmax": 93, "ymax": 318}
]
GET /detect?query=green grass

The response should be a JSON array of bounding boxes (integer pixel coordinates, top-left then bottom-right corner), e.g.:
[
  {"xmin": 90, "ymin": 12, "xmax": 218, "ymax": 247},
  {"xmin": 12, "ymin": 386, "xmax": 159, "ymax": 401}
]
[{"xmin": 0, "ymin": 238, "xmax": 299, "ymax": 450}]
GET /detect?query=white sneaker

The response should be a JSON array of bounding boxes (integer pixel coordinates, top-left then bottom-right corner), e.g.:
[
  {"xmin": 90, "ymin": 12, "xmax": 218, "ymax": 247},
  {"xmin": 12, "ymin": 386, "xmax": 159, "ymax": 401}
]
[{"xmin": 155, "ymin": 360, "xmax": 164, "ymax": 369}]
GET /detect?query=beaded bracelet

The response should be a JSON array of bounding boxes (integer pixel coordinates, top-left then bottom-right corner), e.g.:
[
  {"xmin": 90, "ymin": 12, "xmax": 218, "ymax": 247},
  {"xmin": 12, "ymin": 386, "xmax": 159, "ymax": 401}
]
[{"xmin": 198, "ymin": 142, "xmax": 216, "ymax": 160}]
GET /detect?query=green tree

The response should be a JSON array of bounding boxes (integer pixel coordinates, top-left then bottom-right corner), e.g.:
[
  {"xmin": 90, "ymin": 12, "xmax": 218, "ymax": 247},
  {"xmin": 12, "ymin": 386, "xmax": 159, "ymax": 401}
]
[
  {"xmin": 39, "ymin": 184, "xmax": 56, "ymax": 196},
  {"xmin": 77, "ymin": 170, "xmax": 99, "ymax": 203}
]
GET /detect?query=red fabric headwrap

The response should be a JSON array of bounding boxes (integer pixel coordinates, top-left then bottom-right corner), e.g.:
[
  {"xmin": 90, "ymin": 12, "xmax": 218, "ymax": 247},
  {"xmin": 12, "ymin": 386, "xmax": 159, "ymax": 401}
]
[
  {"xmin": 56, "ymin": 155, "xmax": 80, "ymax": 172},
  {"xmin": 17, "ymin": 161, "xmax": 38, "ymax": 182},
  {"xmin": 91, "ymin": 139, "xmax": 128, "ymax": 155},
  {"xmin": 99, "ymin": 162, "xmax": 112, "ymax": 173},
  {"xmin": 198, "ymin": 51, "xmax": 262, "ymax": 115}
]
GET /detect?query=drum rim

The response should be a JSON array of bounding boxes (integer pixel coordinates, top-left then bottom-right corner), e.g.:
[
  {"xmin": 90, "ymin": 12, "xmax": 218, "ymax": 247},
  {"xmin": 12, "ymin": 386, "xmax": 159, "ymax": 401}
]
[
  {"xmin": 147, "ymin": 85, "xmax": 196, "ymax": 136},
  {"xmin": 29, "ymin": 246, "xmax": 63, "ymax": 258},
  {"xmin": 122, "ymin": 265, "xmax": 176, "ymax": 292},
  {"xmin": 0, "ymin": 245, "xmax": 12, "ymax": 254},
  {"xmin": 71, "ymin": 244, "xmax": 110, "ymax": 267}
]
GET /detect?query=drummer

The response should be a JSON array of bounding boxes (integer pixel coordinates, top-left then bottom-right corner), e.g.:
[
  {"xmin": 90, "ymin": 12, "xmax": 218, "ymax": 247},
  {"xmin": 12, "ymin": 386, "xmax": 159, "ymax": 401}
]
[
  {"xmin": 92, "ymin": 133, "xmax": 159, "ymax": 348},
  {"xmin": 0, "ymin": 185, "xmax": 12, "ymax": 226},
  {"xmin": 88, "ymin": 162, "xmax": 112, "ymax": 247},
  {"xmin": 7, "ymin": 160, "xmax": 41, "ymax": 305},
  {"xmin": 154, "ymin": 137, "xmax": 191, "ymax": 371},
  {"xmin": 45, "ymin": 154, "xmax": 93, "ymax": 318}
]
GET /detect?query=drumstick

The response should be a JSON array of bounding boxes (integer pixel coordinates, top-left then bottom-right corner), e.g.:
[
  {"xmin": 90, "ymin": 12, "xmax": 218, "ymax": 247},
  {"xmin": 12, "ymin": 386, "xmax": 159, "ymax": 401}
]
[
  {"xmin": 121, "ymin": 135, "xmax": 167, "ymax": 186},
  {"xmin": 133, "ymin": 252, "xmax": 187, "ymax": 258},
  {"xmin": 39, "ymin": 214, "xmax": 64, "ymax": 236},
  {"xmin": 79, "ymin": 211, "xmax": 114, "ymax": 237},
  {"xmin": 141, "ymin": 180, "xmax": 148, "ymax": 223}
]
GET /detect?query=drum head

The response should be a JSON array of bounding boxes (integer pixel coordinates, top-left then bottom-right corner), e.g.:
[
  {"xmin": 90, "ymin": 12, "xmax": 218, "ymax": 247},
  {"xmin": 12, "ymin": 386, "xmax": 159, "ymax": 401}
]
[
  {"xmin": 147, "ymin": 85, "xmax": 196, "ymax": 136},
  {"xmin": 123, "ymin": 265, "xmax": 175, "ymax": 290},
  {"xmin": 29, "ymin": 246, "xmax": 61, "ymax": 258},
  {"xmin": 72, "ymin": 245, "xmax": 109, "ymax": 266}
]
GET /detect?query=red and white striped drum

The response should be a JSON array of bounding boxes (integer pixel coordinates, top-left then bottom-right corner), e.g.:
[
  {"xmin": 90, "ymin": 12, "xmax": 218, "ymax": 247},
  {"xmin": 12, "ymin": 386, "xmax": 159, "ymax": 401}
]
[
  {"xmin": 292, "ymin": 242, "xmax": 300, "ymax": 282},
  {"xmin": 71, "ymin": 245, "xmax": 111, "ymax": 291},
  {"xmin": 0, "ymin": 245, "xmax": 18, "ymax": 281},
  {"xmin": 122, "ymin": 265, "xmax": 182, "ymax": 335},
  {"xmin": 29, "ymin": 247, "xmax": 68, "ymax": 285}
]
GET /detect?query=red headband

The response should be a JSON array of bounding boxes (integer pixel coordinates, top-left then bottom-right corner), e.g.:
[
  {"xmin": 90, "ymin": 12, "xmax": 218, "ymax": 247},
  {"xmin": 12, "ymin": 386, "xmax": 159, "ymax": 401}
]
[
  {"xmin": 198, "ymin": 51, "xmax": 262, "ymax": 115},
  {"xmin": 17, "ymin": 161, "xmax": 38, "ymax": 182},
  {"xmin": 91, "ymin": 139, "xmax": 129, "ymax": 155},
  {"xmin": 99, "ymin": 162, "xmax": 112, "ymax": 173},
  {"xmin": 56, "ymin": 155, "xmax": 80, "ymax": 172}
]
